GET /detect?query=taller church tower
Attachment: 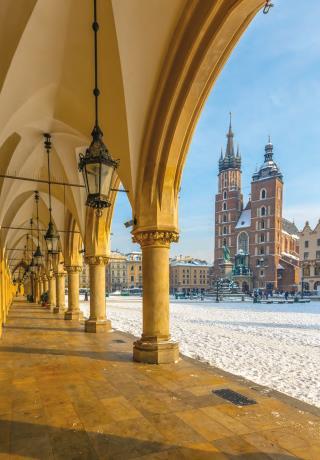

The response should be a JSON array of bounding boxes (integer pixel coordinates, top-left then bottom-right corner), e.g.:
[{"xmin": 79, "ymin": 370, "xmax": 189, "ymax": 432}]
[{"xmin": 214, "ymin": 115, "xmax": 243, "ymax": 272}]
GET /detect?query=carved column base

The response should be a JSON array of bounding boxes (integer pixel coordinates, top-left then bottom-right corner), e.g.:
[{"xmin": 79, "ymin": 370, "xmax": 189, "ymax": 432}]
[
  {"xmin": 133, "ymin": 337, "xmax": 179, "ymax": 364},
  {"xmin": 64, "ymin": 310, "xmax": 83, "ymax": 321},
  {"xmin": 85, "ymin": 319, "xmax": 112, "ymax": 333},
  {"xmin": 53, "ymin": 306, "xmax": 66, "ymax": 314}
]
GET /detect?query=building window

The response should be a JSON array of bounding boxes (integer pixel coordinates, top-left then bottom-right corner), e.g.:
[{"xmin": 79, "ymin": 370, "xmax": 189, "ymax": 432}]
[
  {"xmin": 260, "ymin": 189, "xmax": 266, "ymax": 199},
  {"xmin": 260, "ymin": 270, "xmax": 264, "ymax": 277},
  {"xmin": 223, "ymin": 202, "xmax": 227, "ymax": 211},
  {"xmin": 223, "ymin": 226, "xmax": 227, "ymax": 235},
  {"xmin": 260, "ymin": 234, "xmax": 265, "ymax": 243},
  {"xmin": 259, "ymin": 247, "xmax": 265, "ymax": 255},
  {"xmin": 223, "ymin": 238, "xmax": 227, "ymax": 246},
  {"xmin": 317, "ymin": 239, "xmax": 320, "ymax": 246},
  {"xmin": 316, "ymin": 251, "xmax": 320, "ymax": 259},
  {"xmin": 223, "ymin": 214, "xmax": 227, "ymax": 223},
  {"xmin": 315, "ymin": 265, "xmax": 320, "ymax": 276},
  {"xmin": 223, "ymin": 191, "xmax": 227, "ymax": 199},
  {"xmin": 261, "ymin": 206, "xmax": 266, "ymax": 216},
  {"xmin": 237, "ymin": 232, "xmax": 249, "ymax": 254},
  {"xmin": 261, "ymin": 220, "xmax": 265, "ymax": 230},
  {"xmin": 304, "ymin": 252, "xmax": 309, "ymax": 260},
  {"xmin": 131, "ymin": 276, "xmax": 134, "ymax": 281},
  {"xmin": 304, "ymin": 241, "xmax": 309, "ymax": 248},
  {"xmin": 303, "ymin": 266, "xmax": 310, "ymax": 277}
]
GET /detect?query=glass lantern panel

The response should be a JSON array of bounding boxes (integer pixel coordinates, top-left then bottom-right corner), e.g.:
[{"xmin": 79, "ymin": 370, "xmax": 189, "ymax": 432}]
[
  {"xmin": 85, "ymin": 163, "xmax": 100, "ymax": 195},
  {"xmin": 100, "ymin": 163, "xmax": 114, "ymax": 198}
]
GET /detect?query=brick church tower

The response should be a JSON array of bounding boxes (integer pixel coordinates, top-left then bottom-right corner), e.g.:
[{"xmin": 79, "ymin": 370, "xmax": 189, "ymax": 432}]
[
  {"xmin": 214, "ymin": 115, "xmax": 243, "ymax": 272},
  {"xmin": 249, "ymin": 138, "xmax": 283, "ymax": 289}
]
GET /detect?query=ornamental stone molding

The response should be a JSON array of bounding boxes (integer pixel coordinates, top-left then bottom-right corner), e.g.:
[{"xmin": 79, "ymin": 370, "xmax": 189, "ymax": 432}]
[
  {"xmin": 54, "ymin": 272, "xmax": 66, "ymax": 278},
  {"xmin": 132, "ymin": 230, "xmax": 179, "ymax": 248},
  {"xmin": 85, "ymin": 256, "xmax": 109, "ymax": 266},
  {"xmin": 65, "ymin": 266, "xmax": 82, "ymax": 273}
]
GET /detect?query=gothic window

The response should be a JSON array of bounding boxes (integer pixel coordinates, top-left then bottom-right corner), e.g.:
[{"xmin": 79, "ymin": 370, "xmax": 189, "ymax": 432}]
[
  {"xmin": 223, "ymin": 238, "xmax": 227, "ymax": 246},
  {"xmin": 260, "ymin": 234, "xmax": 265, "ymax": 243},
  {"xmin": 260, "ymin": 189, "xmax": 267, "ymax": 199},
  {"xmin": 223, "ymin": 226, "xmax": 227, "ymax": 235},
  {"xmin": 261, "ymin": 206, "xmax": 266, "ymax": 216},
  {"xmin": 259, "ymin": 247, "xmax": 265, "ymax": 255},
  {"xmin": 261, "ymin": 220, "xmax": 265, "ymax": 229},
  {"xmin": 305, "ymin": 241, "xmax": 309, "ymax": 248},
  {"xmin": 223, "ymin": 214, "xmax": 227, "ymax": 223},
  {"xmin": 223, "ymin": 202, "xmax": 227, "ymax": 211},
  {"xmin": 223, "ymin": 191, "xmax": 227, "ymax": 199},
  {"xmin": 237, "ymin": 232, "xmax": 249, "ymax": 254}
]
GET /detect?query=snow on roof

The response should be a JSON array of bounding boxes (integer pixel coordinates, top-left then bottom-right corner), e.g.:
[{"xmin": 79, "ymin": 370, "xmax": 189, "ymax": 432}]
[
  {"xmin": 281, "ymin": 251, "xmax": 300, "ymax": 261},
  {"xmin": 235, "ymin": 209, "xmax": 251, "ymax": 229},
  {"xmin": 170, "ymin": 260, "xmax": 210, "ymax": 267}
]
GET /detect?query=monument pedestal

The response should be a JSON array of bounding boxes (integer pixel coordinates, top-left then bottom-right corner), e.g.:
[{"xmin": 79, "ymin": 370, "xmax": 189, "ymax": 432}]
[{"xmin": 219, "ymin": 261, "xmax": 233, "ymax": 278}]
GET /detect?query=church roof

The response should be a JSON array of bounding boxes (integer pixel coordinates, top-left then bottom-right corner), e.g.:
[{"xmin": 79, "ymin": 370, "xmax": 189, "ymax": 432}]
[
  {"xmin": 219, "ymin": 113, "xmax": 241, "ymax": 172},
  {"xmin": 282, "ymin": 218, "xmax": 299, "ymax": 237},
  {"xmin": 235, "ymin": 208, "xmax": 251, "ymax": 229},
  {"xmin": 252, "ymin": 137, "xmax": 283, "ymax": 182}
]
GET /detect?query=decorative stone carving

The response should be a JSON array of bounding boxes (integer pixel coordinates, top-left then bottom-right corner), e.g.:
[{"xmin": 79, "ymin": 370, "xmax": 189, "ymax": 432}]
[
  {"xmin": 85, "ymin": 256, "xmax": 109, "ymax": 266},
  {"xmin": 65, "ymin": 266, "xmax": 82, "ymax": 273},
  {"xmin": 132, "ymin": 230, "xmax": 179, "ymax": 248},
  {"xmin": 54, "ymin": 272, "xmax": 66, "ymax": 278}
]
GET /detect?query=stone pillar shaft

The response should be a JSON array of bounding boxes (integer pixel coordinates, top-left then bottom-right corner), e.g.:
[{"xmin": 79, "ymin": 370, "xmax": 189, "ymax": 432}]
[
  {"xmin": 85, "ymin": 256, "xmax": 110, "ymax": 333},
  {"xmin": 65, "ymin": 266, "xmax": 82, "ymax": 320},
  {"xmin": 132, "ymin": 230, "xmax": 180, "ymax": 364},
  {"xmin": 53, "ymin": 273, "xmax": 66, "ymax": 314},
  {"xmin": 49, "ymin": 276, "xmax": 56, "ymax": 310}
]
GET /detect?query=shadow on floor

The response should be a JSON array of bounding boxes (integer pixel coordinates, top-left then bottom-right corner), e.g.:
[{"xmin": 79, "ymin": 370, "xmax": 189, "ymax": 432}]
[
  {"xmin": 0, "ymin": 346, "xmax": 132, "ymax": 363},
  {"xmin": 0, "ymin": 419, "xmax": 295, "ymax": 459},
  {"xmin": 4, "ymin": 325, "xmax": 83, "ymax": 333},
  {"xmin": 7, "ymin": 316, "xmax": 66, "ymax": 321}
]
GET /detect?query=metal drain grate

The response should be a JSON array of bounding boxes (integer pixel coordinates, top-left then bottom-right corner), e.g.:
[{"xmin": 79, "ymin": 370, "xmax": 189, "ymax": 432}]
[
  {"xmin": 112, "ymin": 339, "xmax": 126, "ymax": 343},
  {"xmin": 213, "ymin": 388, "xmax": 257, "ymax": 406}
]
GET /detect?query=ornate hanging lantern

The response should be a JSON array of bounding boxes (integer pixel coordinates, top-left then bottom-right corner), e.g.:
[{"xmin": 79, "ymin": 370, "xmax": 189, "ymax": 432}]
[
  {"xmin": 78, "ymin": 0, "xmax": 119, "ymax": 215},
  {"xmin": 43, "ymin": 133, "xmax": 60, "ymax": 253},
  {"xmin": 33, "ymin": 191, "xmax": 43, "ymax": 268}
]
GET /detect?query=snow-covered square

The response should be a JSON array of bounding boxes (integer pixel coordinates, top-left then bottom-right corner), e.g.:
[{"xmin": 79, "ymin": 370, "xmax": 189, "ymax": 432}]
[{"xmin": 79, "ymin": 296, "xmax": 320, "ymax": 408}]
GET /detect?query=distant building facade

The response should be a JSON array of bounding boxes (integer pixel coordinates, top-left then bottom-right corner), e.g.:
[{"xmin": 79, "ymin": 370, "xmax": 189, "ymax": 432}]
[
  {"xmin": 106, "ymin": 251, "xmax": 128, "ymax": 293},
  {"xmin": 169, "ymin": 256, "xmax": 211, "ymax": 294},
  {"xmin": 106, "ymin": 251, "xmax": 142, "ymax": 292},
  {"xmin": 126, "ymin": 252, "xmax": 143, "ymax": 289},
  {"xmin": 299, "ymin": 221, "xmax": 320, "ymax": 292},
  {"xmin": 214, "ymin": 118, "xmax": 300, "ymax": 292}
]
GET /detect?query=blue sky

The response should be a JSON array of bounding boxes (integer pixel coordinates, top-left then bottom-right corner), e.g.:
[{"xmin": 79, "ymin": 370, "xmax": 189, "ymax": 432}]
[{"xmin": 111, "ymin": 0, "xmax": 320, "ymax": 262}]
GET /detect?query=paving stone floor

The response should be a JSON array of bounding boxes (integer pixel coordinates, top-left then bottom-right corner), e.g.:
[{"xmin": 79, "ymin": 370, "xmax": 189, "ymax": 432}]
[{"xmin": 0, "ymin": 299, "xmax": 319, "ymax": 459}]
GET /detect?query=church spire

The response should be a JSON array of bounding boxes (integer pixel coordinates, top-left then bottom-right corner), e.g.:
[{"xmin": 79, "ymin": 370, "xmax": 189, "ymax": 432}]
[
  {"xmin": 225, "ymin": 112, "xmax": 235, "ymax": 157},
  {"xmin": 218, "ymin": 113, "xmax": 241, "ymax": 172}
]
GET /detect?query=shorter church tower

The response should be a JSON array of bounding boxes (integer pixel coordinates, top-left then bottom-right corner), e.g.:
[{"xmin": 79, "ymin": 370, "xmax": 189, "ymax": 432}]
[
  {"xmin": 214, "ymin": 115, "xmax": 243, "ymax": 273},
  {"xmin": 250, "ymin": 138, "xmax": 283, "ymax": 289}
]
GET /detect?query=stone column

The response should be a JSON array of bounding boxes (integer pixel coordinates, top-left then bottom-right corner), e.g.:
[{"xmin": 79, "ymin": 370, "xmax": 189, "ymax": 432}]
[
  {"xmin": 64, "ymin": 266, "xmax": 82, "ymax": 320},
  {"xmin": 39, "ymin": 278, "xmax": 44, "ymax": 297},
  {"xmin": 35, "ymin": 277, "xmax": 41, "ymax": 304},
  {"xmin": 43, "ymin": 276, "xmax": 49, "ymax": 293},
  {"xmin": 48, "ymin": 274, "xmax": 56, "ymax": 311},
  {"xmin": 85, "ymin": 256, "xmax": 110, "ymax": 333},
  {"xmin": 132, "ymin": 230, "xmax": 180, "ymax": 364},
  {"xmin": 53, "ymin": 272, "xmax": 66, "ymax": 314}
]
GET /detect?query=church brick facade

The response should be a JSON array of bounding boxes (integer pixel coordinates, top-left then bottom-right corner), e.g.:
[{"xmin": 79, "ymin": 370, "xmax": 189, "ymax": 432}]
[{"xmin": 213, "ymin": 118, "xmax": 300, "ymax": 292}]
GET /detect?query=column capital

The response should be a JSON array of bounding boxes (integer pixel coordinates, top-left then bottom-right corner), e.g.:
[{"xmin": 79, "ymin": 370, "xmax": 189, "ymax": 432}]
[
  {"xmin": 65, "ymin": 265, "xmax": 82, "ymax": 273},
  {"xmin": 55, "ymin": 272, "xmax": 66, "ymax": 278},
  {"xmin": 85, "ymin": 256, "xmax": 109, "ymax": 266},
  {"xmin": 132, "ymin": 230, "xmax": 179, "ymax": 248}
]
